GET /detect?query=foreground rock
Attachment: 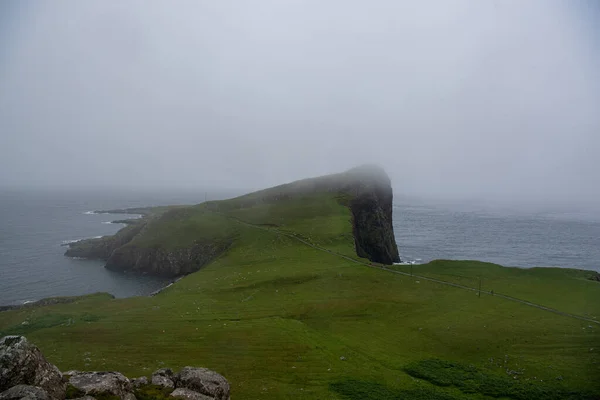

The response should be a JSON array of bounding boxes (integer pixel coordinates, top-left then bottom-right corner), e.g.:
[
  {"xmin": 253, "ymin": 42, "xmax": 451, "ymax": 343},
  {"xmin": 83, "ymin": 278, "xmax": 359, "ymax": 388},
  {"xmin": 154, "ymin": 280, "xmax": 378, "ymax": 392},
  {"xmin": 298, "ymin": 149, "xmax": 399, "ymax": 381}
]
[
  {"xmin": 0, "ymin": 385, "xmax": 49, "ymax": 400},
  {"xmin": 68, "ymin": 372, "xmax": 132, "ymax": 399},
  {"xmin": 0, "ymin": 336, "xmax": 66, "ymax": 400},
  {"xmin": 131, "ymin": 377, "xmax": 148, "ymax": 389},
  {"xmin": 176, "ymin": 368, "xmax": 229, "ymax": 400},
  {"xmin": 0, "ymin": 336, "xmax": 230, "ymax": 400},
  {"xmin": 170, "ymin": 388, "xmax": 211, "ymax": 400},
  {"xmin": 151, "ymin": 368, "xmax": 174, "ymax": 389}
]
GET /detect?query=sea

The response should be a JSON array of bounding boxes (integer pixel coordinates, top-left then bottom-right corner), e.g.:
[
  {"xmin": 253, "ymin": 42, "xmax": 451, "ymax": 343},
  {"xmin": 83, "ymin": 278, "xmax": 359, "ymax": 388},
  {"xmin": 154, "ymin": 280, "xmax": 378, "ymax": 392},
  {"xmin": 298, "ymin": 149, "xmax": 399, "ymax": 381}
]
[{"xmin": 1, "ymin": 189, "xmax": 599, "ymax": 306}]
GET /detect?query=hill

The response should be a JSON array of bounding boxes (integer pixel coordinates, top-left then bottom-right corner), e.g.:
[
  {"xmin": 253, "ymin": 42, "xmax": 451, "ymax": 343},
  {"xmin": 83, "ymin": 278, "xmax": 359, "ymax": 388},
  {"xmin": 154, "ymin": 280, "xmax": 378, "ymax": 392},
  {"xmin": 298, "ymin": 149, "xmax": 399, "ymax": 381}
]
[
  {"xmin": 65, "ymin": 165, "xmax": 400, "ymax": 276},
  {"xmin": 1, "ymin": 166, "xmax": 599, "ymax": 399}
]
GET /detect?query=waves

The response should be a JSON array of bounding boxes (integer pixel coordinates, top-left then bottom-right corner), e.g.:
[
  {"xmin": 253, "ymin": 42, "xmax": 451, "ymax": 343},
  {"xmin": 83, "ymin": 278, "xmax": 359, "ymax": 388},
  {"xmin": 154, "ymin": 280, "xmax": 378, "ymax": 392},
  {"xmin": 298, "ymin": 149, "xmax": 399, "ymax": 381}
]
[
  {"xmin": 60, "ymin": 236, "xmax": 102, "ymax": 246},
  {"xmin": 65, "ymin": 211, "xmax": 142, "ymax": 246},
  {"xmin": 394, "ymin": 261, "xmax": 418, "ymax": 265}
]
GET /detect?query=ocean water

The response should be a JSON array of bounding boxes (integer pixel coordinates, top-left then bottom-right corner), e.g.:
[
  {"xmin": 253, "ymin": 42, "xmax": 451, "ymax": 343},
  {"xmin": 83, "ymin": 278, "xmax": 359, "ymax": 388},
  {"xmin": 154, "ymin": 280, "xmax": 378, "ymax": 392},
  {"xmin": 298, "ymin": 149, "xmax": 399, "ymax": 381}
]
[
  {"xmin": 1, "ymin": 189, "xmax": 599, "ymax": 305},
  {"xmin": 0, "ymin": 188, "xmax": 240, "ymax": 305},
  {"xmin": 394, "ymin": 196, "xmax": 600, "ymax": 271}
]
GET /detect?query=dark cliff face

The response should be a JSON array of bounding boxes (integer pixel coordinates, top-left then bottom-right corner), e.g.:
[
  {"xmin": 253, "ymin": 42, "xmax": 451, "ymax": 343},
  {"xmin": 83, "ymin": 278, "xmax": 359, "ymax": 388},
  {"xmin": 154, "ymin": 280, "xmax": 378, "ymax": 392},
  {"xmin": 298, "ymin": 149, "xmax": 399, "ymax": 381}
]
[
  {"xmin": 64, "ymin": 222, "xmax": 146, "ymax": 260},
  {"xmin": 345, "ymin": 166, "xmax": 400, "ymax": 264},
  {"xmin": 212, "ymin": 164, "xmax": 401, "ymax": 265},
  {"xmin": 66, "ymin": 208, "xmax": 235, "ymax": 278},
  {"xmin": 104, "ymin": 239, "xmax": 233, "ymax": 277}
]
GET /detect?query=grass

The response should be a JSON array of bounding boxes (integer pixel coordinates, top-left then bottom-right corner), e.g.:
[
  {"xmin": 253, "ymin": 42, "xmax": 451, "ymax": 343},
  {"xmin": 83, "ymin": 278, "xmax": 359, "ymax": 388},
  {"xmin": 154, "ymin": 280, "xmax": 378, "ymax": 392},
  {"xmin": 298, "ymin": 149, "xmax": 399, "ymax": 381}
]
[
  {"xmin": 65, "ymin": 384, "xmax": 85, "ymax": 399},
  {"xmin": 330, "ymin": 379, "xmax": 462, "ymax": 400},
  {"xmin": 1, "ymin": 192, "xmax": 599, "ymax": 399},
  {"xmin": 391, "ymin": 260, "xmax": 600, "ymax": 318},
  {"xmin": 134, "ymin": 385, "xmax": 174, "ymax": 400},
  {"xmin": 404, "ymin": 359, "xmax": 596, "ymax": 399}
]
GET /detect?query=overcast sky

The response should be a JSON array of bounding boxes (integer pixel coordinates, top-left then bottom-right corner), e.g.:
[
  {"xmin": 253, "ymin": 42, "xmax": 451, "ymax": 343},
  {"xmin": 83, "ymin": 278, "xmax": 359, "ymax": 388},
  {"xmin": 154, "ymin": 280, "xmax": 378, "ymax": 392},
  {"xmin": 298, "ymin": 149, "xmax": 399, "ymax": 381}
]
[{"xmin": 0, "ymin": 1, "xmax": 599, "ymax": 205}]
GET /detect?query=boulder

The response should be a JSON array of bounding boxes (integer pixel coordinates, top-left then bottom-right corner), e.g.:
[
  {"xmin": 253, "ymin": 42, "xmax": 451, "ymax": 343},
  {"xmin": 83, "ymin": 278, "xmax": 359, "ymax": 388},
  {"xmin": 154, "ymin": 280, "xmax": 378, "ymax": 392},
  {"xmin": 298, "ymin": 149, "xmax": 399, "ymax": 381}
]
[
  {"xmin": 0, "ymin": 385, "xmax": 49, "ymax": 400},
  {"xmin": 68, "ymin": 372, "xmax": 132, "ymax": 399},
  {"xmin": 176, "ymin": 368, "xmax": 229, "ymax": 400},
  {"xmin": 169, "ymin": 388, "xmax": 212, "ymax": 400},
  {"xmin": 131, "ymin": 377, "xmax": 148, "ymax": 388},
  {"xmin": 0, "ymin": 336, "xmax": 66, "ymax": 400},
  {"xmin": 151, "ymin": 369, "xmax": 174, "ymax": 389}
]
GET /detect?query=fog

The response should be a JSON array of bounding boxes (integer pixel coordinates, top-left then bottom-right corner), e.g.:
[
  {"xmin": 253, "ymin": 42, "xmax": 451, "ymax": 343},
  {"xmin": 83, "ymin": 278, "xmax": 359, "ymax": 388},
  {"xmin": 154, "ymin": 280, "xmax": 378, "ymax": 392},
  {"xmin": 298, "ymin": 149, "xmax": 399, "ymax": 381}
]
[{"xmin": 1, "ymin": 1, "xmax": 599, "ymax": 208}]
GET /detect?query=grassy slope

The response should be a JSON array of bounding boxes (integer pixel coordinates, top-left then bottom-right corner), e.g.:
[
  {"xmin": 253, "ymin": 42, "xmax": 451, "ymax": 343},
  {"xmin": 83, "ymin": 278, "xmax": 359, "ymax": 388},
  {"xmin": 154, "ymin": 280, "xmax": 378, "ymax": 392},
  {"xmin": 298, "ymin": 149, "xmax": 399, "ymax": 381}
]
[
  {"xmin": 1, "ymin": 193, "xmax": 599, "ymax": 399},
  {"xmin": 391, "ymin": 261, "xmax": 600, "ymax": 319}
]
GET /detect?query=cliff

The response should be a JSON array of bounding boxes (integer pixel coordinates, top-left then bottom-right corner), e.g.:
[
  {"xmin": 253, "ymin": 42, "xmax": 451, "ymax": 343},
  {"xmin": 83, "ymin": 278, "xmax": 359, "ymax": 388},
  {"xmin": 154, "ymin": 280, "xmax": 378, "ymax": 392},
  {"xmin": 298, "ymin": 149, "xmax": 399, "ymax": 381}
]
[
  {"xmin": 208, "ymin": 164, "xmax": 400, "ymax": 264},
  {"xmin": 345, "ymin": 166, "xmax": 400, "ymax": 264},
  {"xmin": 64, "ymin": 221, "xmax": 146, "ymax": 260},
  {"xmin": 64, "ymin": 165, "xmax": 400, "ymax": 276}
]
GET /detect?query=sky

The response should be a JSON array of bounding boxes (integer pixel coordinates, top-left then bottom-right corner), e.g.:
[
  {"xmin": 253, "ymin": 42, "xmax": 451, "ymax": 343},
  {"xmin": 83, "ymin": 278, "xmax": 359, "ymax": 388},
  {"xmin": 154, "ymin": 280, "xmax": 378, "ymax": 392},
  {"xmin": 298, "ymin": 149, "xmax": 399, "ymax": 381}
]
[{"xmin": 0, "ymin": 0, "xmax": 599, "ymax": 207}]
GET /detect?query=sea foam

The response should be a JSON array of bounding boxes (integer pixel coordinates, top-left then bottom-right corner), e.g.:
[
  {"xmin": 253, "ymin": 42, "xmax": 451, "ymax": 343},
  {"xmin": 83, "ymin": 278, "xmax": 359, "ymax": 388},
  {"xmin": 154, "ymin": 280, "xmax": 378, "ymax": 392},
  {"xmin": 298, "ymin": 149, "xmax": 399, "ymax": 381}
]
[{"xmin": 61, "ymin": 236, "xmax": 102, "ymax": 246}]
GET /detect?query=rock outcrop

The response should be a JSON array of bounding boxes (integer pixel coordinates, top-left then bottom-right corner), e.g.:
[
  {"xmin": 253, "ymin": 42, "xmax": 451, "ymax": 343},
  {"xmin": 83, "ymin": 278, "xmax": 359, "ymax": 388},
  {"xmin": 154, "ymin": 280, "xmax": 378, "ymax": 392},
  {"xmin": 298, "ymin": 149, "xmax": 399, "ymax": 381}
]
[
  {"xmin": 175, "ymin": 368, "xmax": 230, "ymax": 400},
  {"xmin": 65, "ymin": 207, "xmax": 235, "ymax": 278},
  {"xmin": 0, "ymin": 385, "xmax": 49, "ymax": 400},
  {"xmin": 147, "ymin": 367, "xmax": 230, "ymax": 399},
  {"xmin": 130, "ymin": 377, "xmax": 147, "ymax": 389},
  {"xmin": 0, "ymin": 336, "xmax": 66, "ymax": 400},
  {"xmin": 343, "ymin": 165, "xmax": 400, "ymax": 264},
  {"xmin": 0, "ymin": 336, "xmax": 230, "ymax": 400},
  {"xmin": 169, "ymin": 388, "xmax": 211, "ymax": 400},
  {"xmin": 65, "ymin": 223, "xmax": 146, "ymax": 260},
  {"xmin": 104, "ymin": 240, "xmax": 233, "ymax": 277},
  {"xmin": 67, "ymin": 372, "xmax": 132, "ymax": 399},
  {"xmin": 150, "ymin": 368, "xmax": 174, "ymax": 389},
  {"xmin": 207, "ymin": 164, "xmax": 400, "ymax": 264}
]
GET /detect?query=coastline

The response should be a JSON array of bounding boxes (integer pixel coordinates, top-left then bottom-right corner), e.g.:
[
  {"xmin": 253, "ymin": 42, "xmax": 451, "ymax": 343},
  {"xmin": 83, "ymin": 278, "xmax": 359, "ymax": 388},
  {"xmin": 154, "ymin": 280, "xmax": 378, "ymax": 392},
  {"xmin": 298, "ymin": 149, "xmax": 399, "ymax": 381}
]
[
  {"xmin": 149, "ymin": 276, "xmax": 185, "ymax": 296},
  {"xmin": 0, "ymin": 293, "xmax": 115, "ymax": 312},
  {"xmin": 0, "ymin": 274, "xmax": 184, "ymax": 311},
  {"xmin": 0, "ymin": 208, "xmax": 170, "ymax": 309}
]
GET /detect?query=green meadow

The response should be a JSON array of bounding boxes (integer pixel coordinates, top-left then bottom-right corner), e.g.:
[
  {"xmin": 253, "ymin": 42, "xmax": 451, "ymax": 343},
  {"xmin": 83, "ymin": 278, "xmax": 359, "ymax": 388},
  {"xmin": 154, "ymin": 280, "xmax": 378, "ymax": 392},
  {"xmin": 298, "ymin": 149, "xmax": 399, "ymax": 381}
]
[{"xmin": 1, "ymin": 193, "xmax": 598, "ymax": 399}]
